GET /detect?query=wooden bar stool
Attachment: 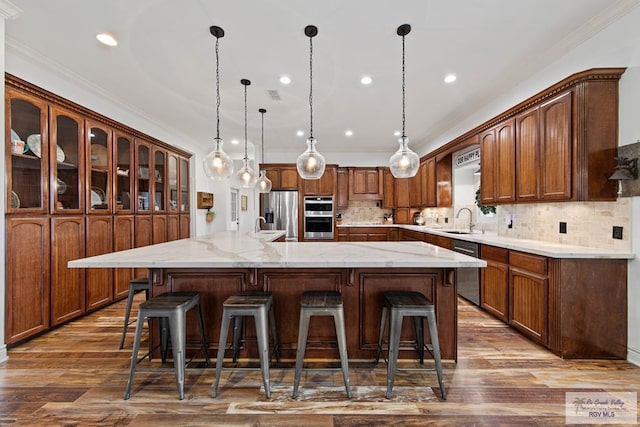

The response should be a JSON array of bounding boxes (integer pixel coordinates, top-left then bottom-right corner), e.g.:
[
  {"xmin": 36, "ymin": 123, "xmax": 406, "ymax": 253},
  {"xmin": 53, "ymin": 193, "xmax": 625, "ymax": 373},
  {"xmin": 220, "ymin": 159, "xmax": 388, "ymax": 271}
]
[
  {"xmin": 375, "ymin": 291, "xmax": 446, "ymax": 400},
  {"xmin": 292, "ymin": 290, "xmax": 351, "ymax": 399},
  {"xmin": 119, "ymin": 277, "xmax": 150, "ymax": 349},
  {"xmin": 124, "ymin": 292, "xmax": 210, "ymax": 400},
  {"xmin": 212, "ymin": 292, "xmax": 280, "ymax": 398}
]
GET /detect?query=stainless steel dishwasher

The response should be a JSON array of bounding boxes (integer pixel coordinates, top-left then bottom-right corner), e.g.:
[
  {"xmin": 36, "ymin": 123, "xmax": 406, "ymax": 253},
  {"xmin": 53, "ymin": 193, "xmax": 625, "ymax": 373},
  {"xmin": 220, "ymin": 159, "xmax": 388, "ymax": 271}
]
[{"xmin": 451, "ymin": 239, "xmax": 480, "ymax": 305}]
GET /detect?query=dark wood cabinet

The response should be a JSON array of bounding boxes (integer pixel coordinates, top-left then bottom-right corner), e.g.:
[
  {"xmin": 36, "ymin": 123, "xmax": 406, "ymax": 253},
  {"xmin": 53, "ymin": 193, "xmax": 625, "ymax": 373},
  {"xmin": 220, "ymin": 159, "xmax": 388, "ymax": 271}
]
[
  {"xmin": 113, "ymin": 215, "xmax": 135, "ymax": 299},
  {"xmin": 50, "ymin": 216, "xmax": 85, "ymax": 326},
  {"xmin": 336, "ymin": 167, "xmax": 349, "ymax": 210},
  {"xmin": 261, "ymin": 164, "xmax": 299, "ymax": 191},
  {"xmin": 401, "ymin": 229, "xmax": 425, "ymax": 241},
  {"xmin": 167, "ymin": 215, "xmax": 180, "ymax": 241},
  {"xmin": 5, "ymin": 75, "xmax": 192, "ymax": 344},
  {"xmin": 538, "ymin": 92, "xmax": 572, "ymax": 200},
  {"xmin": 152, "ymin": 215, "xmax": 168, "ymax": 244},
  {"xmin": 509, "ymin": 251, "xmax": 548, "ymax": 345},
  {"xmin": 422, "ymin": 157, "xmax": 437, "ymax": 207},
  {"xmin": 515, "ymin": 107, "xmax": 540, "ymax": 201},
  {"xmin": 382, "ymin": 168, "xmax": 395, "ymax": 209},
  {"xmin": 480, "ymin": 245, "xmax": 509, "ymax": 322},
  {"xmin": 436, "ymin": 154, "xmax": 452, "ymax": 207},
  {"xmin": 302, "ymin": 165, "xmax": 336, "ymax": 196},
  {"xmin": 480, "ymin": 119, "xmax": 516, "ymax": 204},
  {"xmin": 5, "ymin": 217, "xmax": 50, "ymax": 343},
  {"xmin": 340, "ymin": 227, "xmax": 391, "ymax": 241},
  {"xmin": 348, "ymin": 167, "xmax": 382, "ymax": 200},
  {"xmin": 424, "ymin": 234, "xmax": 452, "ymax": 250},
  {"xmin": 179, "ymin": 215, "xmax": 190, "ymax": 239},
  {"xmin": 408, "ymin": 167, "xmax": 421, "ymax": 208},
  {"xmin": 85, "ymin": 215, "xmax": 114, "ymax": 311}
]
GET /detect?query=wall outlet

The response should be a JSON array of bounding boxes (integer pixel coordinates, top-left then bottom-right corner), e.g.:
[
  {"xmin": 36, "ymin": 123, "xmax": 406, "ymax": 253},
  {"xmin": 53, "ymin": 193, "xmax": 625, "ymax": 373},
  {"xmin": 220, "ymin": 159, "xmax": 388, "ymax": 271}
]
[
  {"xmin": 375, "ymin": 201, "xmax": 380, "ymax": 207},
  {"xmin": 559, "ymin": 222, "xmax": 567, "ymax": 234},
  {"xmin": 612, "ymin": 226, "xmax": 623, "ymax": 240}
]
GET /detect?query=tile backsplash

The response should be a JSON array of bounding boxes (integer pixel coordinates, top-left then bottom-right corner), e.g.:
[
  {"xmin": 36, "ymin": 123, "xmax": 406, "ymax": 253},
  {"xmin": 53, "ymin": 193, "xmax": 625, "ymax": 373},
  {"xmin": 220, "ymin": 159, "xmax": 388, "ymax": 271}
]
[{"xmin": 342, "ymin": 199, "xmax": 631, "ymax": 252}]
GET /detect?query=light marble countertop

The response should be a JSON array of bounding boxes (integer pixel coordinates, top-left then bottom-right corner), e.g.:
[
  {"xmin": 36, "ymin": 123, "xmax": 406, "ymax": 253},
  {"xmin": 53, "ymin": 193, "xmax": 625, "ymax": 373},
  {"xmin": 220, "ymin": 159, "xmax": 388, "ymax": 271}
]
[
  {"xmin": 339, "ymin": 223, "xmax": 635, "ymax": 259},
  {"xmin": 69, "ymin": 230, "xmax": 486, "ymax": 269}
]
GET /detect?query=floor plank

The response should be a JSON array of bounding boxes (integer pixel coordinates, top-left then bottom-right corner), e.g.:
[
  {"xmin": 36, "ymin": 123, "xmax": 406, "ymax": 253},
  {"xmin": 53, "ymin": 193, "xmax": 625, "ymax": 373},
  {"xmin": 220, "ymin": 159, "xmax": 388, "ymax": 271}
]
[{"xmin": 1, "ymin": 296, "xmax": 638, "ymax": 426}]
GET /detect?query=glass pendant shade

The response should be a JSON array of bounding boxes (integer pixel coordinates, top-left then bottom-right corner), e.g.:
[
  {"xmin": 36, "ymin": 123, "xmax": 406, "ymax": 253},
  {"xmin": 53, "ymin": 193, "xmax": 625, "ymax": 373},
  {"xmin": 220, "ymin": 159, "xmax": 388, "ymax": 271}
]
[
  {"xmin": 297, "ymin": 137, "xmax": 326, "ymax": 180},
  {"xmin": 203, "ymin": 138, "xmax": 234, "ymax": 179},
  {"xmin": 236, "ymin": 158, "xmax": 258, "ymax": 188},
  {"xmin": 389, "ymin": 136, "xmax": 419, "ymax": 178},
  {"xmin": 256, "ymin": 170, "xmax": 272, "ymax": 193}
]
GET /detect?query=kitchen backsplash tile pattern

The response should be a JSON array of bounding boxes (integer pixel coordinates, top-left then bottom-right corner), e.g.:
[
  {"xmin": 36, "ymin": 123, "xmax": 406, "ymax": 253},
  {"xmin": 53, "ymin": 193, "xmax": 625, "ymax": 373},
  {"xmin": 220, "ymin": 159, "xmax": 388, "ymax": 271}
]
[
  {"xmin": 340, "ymin": 201, "xmax": 392, "ymax": 224},
  {"xmin": 342, "ymin": 200, "xmax": 631, "ymax": 251}
]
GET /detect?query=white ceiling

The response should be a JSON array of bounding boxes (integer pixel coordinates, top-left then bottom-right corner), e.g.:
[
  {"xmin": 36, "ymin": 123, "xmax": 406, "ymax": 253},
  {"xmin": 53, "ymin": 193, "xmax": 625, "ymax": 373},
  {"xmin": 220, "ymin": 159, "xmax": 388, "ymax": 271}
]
[{"xmin": 5, "ymin": 0, "xmax": 638, "ymax": 161}]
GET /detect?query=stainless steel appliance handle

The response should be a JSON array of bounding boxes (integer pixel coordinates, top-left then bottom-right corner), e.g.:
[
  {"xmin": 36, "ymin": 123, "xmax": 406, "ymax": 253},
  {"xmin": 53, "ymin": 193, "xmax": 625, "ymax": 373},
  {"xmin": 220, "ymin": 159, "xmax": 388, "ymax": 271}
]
[{"xmin": 453, "ymin": 246, "xmax": 476, "ymax": 255}]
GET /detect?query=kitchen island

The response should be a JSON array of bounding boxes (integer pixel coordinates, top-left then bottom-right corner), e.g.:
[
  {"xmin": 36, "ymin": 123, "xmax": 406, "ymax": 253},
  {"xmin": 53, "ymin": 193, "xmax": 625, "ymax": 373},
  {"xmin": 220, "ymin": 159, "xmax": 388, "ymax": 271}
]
[{"xmin": 69, "ymin": 231, "xmax": 486, "ymax": 361}]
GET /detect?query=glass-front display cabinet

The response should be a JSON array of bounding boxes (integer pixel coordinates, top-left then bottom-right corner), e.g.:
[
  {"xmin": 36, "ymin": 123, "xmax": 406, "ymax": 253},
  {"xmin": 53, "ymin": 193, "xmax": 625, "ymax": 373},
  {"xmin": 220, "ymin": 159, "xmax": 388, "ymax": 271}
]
[
  {"xmin": 152, "ymin": 147, "xmax": 166, "ymax": 212},
  {"xmin": 50, "ymin": 107, "xmax": 83, "ymax": 213},
  {"xmin": 180, "ymin": 157, "xmax": 189, "ymax": 213},
  {"xmin": 168, "ymin": 154, "xmax": 178, "ymax": 213},
  {"xmin": 86, "ymin": 121, "xmax": 112, "ymax": 213},
  {"xmin": 6, "ymin": 88, "xmax": 48, "ymax": 213},
  {"xmin": 135, "ymin": 140, "xmax": 151, "ymax": 213},
  {"xmin": 115, "ymin": 132, "xmax": 134, "ymax": 213}
]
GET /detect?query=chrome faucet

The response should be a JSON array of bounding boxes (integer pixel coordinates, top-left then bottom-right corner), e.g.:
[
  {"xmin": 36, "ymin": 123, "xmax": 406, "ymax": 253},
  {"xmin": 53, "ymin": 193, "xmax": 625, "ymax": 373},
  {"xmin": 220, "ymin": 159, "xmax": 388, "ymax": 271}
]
[
  {"xmin": 456, "ymin": 208, "xmax": 475, "ymax": 232},
  {"xmin": 255, "ymin": 216, "xmax": 266, "ymax": 233}
]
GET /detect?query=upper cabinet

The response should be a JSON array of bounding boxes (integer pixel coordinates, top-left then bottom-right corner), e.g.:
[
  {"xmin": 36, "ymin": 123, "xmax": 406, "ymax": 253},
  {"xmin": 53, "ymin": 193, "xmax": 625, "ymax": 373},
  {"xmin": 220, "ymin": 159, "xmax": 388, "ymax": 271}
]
[
  {"xmin": 179, "ymin": 157, "xmax": 190, "ymax": 213},
  {"xmin": 348, "ymin": 167, "xmax": 382, "ymax": 200},
  {"xmin": 50, "ymin": 106, "xmax": 83, "ymax": 214},
  {"xmin": 302, "ymin": 165, "xmax": 336, "ymax": 196},
  {"xmin": 168, "ymin": 154, "xmax": 179, "ymax": 213},
  {"xmin": 336, "ymin": 167, "xmax": 349, "ymax": 210},
  {"xmin": 135, "ymin": 140, "xmax": 151, "ymax": 214},
  {"xmin": 86, "ymin": 120, "xmax": 112, "ymax": 214},
  {"xmin": 480, "ymin": 119, "xmax": 516, "ymax": 205},
  {"xmin": 152, "ymin": 147, "xmax": 166, "ymax": 212},
  {"xmin": 6, "ymin": 88, "xmax": 49, "ymax": 214},
  {"xmin": 261, "ymin": 164, "xmax": 298, "ymax": 191},
  {"xmin": 477, "ymin": 69, "xmax": 622, "ymax": 204},
  {"xmin": 114, "ymin": 131, "xmax": 134, "ymax": 213}
]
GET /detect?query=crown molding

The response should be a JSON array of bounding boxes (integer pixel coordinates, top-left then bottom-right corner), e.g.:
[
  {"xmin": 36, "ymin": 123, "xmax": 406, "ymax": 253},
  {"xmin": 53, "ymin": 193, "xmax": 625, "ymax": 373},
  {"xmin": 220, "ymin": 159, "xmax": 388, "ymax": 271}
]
[{"xmin": 0, "ymin": 0, "xmax": 21, "ymax": 20}]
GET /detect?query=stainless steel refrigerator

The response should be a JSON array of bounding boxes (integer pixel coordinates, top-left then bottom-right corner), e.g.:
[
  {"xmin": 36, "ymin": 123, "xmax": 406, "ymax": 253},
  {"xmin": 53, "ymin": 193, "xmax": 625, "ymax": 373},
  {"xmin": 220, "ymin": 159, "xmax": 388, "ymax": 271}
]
[{"xmin": 260, "ymin": 191, "xmax": 299, "ymax": 241}]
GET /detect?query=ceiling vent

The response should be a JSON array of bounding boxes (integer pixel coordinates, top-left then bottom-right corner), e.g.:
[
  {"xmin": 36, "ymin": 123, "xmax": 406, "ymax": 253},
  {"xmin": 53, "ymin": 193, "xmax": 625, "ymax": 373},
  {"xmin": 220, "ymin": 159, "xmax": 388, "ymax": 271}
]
[{"xmin": 266, "ymin": 89, "xmax": 281, "ymax": 101}]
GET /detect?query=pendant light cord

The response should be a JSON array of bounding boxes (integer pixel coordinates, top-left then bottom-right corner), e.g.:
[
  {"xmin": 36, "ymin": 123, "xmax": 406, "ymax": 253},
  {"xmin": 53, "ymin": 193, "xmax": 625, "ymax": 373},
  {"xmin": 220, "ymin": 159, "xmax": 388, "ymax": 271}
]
[
  {"xmin": 261, "ymin": 111, "xmax": 265, "ymax": 163},
  {"xmin": 215, "ymin": 37, "xmax": 221, "ymax": 140},
  {"xmin": 401, "ymin": 33, "xmax": 406, "ymax": 138},
  {"xmin": 243, "ymin": 83, "xmax": 248, "ymax": 161},
  {"xmin": 309, "ymin": 35, "xmax": 314, "ymax": 139}
]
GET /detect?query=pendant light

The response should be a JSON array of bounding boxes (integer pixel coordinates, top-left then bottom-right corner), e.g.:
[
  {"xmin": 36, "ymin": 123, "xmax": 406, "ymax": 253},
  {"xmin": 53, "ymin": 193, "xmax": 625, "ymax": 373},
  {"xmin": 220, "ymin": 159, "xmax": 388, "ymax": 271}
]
[
  {"xmin": 389, "ymin": 24, "xmax": 420, "ymax": 178},
  {"xmin": 255, "ymin": 108, "xmax": 273, "ymax": 193},
  {"xmin": 236, "ymin": 79, "xmax": 258, "ymax": 188},
  {"xmin": 203, "ymin": 25, "xmax": 234, "ymax": 180},
  {"xmin": 296, "ymin": 25, "xmax": 326, "ymax": 180}
]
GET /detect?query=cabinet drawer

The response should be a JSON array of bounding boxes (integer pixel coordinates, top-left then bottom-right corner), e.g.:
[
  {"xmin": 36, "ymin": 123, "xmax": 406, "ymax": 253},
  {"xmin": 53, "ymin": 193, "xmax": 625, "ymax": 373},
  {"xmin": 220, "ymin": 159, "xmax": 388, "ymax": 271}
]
[
  {"xmin": 509, "ymin": 251, "xmax": 547, "ymax": 275},
  {"xmin": 481, "ymin": 245, "xmax": 508, "ymax": 264}
]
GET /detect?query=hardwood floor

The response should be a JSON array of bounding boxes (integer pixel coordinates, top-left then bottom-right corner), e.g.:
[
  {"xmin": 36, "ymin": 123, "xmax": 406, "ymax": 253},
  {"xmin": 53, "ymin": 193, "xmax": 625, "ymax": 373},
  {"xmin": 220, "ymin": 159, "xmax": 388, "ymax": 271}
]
[{"xmin": 1, "ymin": 295, "xmax": 638, "ymax": 426}]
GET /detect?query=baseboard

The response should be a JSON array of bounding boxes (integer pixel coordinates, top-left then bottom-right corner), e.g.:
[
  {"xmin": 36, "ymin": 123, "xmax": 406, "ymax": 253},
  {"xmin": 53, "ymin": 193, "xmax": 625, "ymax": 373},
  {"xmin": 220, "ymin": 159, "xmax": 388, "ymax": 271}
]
[
  {"xmin": 0, "ymin": 344, "xmax": 8, "ymax": 364},
  {"xmin": 627, "ymin": 345, "xmax": 640, "ymax": 367}
]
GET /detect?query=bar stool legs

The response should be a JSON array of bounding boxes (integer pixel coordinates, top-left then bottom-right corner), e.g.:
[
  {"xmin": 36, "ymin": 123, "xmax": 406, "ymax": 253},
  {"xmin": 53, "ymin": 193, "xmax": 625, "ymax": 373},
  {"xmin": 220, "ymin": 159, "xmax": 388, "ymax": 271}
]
[
  {"xmin": 119, "ymin": 277, "xmax": 150, "ymax": 349},
  {"xmin": 376, "ymin": 291, "xmax": 447, "ymax": 400},
  {"xmin": 212, "ymin": 292, "xmax": 279, "ymax": 399},
  {"xmin": 124, "ymin": 292, "xmax": 210, "ymax": 400},
  {"xmin": 292, "ymin": 291, "xmax": 351, "ymax": 399}
]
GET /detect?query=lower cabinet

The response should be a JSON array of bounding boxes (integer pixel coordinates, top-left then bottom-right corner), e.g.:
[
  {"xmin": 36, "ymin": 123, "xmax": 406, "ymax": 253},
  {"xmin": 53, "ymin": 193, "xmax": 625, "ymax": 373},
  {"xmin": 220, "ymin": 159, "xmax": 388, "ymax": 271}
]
[
  {"xmin": 152, "ymin": 214, "xmax": 168, "ymax": 244},
  {"xmin": 51, "ymin": 216, "xmax": 86, "ymax": 326},
  {"xmin": 167, "ymin": 215, "xmax": 179, "ymax": 241},
  {"xmin": 5, "ymin": 217, "xmax": 51, "ymax": 343},
  {"xmin": 480, "ymin": 245, "xmax": 509, "ymax": 322},
  {"xmin": 113, "ymin": 215, "xmax": 135, "ymax": 299},
  {"xmin": 179, "ymin": 214, "xmax": 190, "ymax": 239},
  {"xmin": 85, "ymin": 216, "xmax": 114, "ymax": 311},
  {"xmin": 479, "ymin": 244, "xmax": 627, "ymax": 359},
  {"xmin": 339, "ymin": 227, "xmax": 392, "ymax": 241},
  {"xmin": 508, "ymin": 251, "xmax": 548, "ymax": 345}
]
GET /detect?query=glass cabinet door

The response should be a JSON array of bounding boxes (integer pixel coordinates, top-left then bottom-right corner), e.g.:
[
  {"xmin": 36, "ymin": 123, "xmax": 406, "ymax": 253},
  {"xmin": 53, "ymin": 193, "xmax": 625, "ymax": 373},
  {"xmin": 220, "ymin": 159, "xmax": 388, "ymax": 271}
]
[
  {"xmin": 179, "ymin": 157, "xmax": 189, "ymax": 213},
  {"xmin": 50, "ymin": 107, "xmax": 83, "ymax": 213},
  {"xmin": 86, "ymin": 121, "xmax": 112, "ymax": 213},
  {"xmin": 115, "ymin": 132, "xmax": 134, "ymax": 213},
  {"xmin": 135, "ymin": 140, "xmax": 151, "ymax": 213},
  {"xmin": 7, "ymin": 89, "xmax": 48, "ymax": 213},
  {"xmin": 152, "ymin": 148, "xmax": 166, "ymax": 212},
  {"xmin": 168, "ymin": 154, "xmax": 178, "ymax": 212}
]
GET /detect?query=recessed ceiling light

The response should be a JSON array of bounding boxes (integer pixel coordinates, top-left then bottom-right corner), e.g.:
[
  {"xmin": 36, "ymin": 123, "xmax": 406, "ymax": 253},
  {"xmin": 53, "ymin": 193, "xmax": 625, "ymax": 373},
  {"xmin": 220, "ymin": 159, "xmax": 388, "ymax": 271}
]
[
  {"xmin": 231, "ymin": 139, "xmax": 239, "ymax": 145},
  {"xmin": 96, "ymin": 33, "xmax": 118, "ymax": 47},
  {"xmin": 345, "ymin": 130, "xmax": 353, "ymax": 137},
  {"xmin": 444, "ymin": 73, "xmax": 457, "ymax": 83},
  {"xmin": 280, "ymin": 75, "xmax": 291, "ymax": 85},
  {"xmin": 360, "ymin": 75, "xmax": 372, "ymax": 85},
  {"xmin": 393, "ymin": 131, "xmax": 401, "ymax": 137},
  {"xmin": 296, "ymin": 130, "xmax": 304, "ymax": 137}
]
